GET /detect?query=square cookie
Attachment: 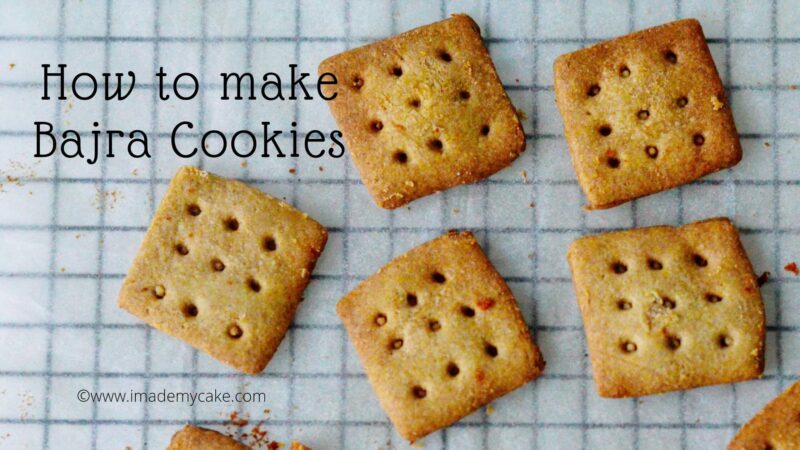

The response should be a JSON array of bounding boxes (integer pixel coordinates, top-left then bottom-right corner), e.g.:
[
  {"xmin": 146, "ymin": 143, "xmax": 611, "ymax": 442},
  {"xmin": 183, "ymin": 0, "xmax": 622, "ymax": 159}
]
[
  {"xmin": 567, "ymin": 218, "xmax": 764, "ymax": 397},
  {"xmin": 167, "ymin": 425, "xmax": 249, "ymax": 449},
  {"xmin": 554, "ymin": 19, "xmax": 742, "ymax": 209},
  {"xmin": 337, "ymin": 231, "xmax": 544, "ymax": 441},
  {"xmin": 319, "ymin": 14, "xmax": 525, "ymax": 209},
  {"xmin": 729, "ymin": 381, "xmax": 800, "ymax": 450},
  {"xmin": 118, "ymin": 166, "xmax": 327, "ymax": 374}
]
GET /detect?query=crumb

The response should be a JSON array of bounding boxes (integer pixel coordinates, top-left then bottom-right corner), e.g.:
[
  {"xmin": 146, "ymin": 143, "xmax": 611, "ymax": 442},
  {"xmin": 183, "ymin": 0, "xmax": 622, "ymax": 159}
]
[
  {"xmin": 520, "ymin": 170, "xmax": 528, "ymax": 183},
  {"xmin": 8, "ymin": 63, "xmax": 15, "ymax": 70},
  {"xmin": 0, "ymin": 160, "xmax": 40, "ymax": 189},
  {"xmin": 75, "ymin": 234, "xmax": 82, "ymax": 240},
  {"xmin": 785, "ymin": 262, "xmax": 799, "ymax": 276},
  {"xmin": 17, "ymin": 390, "xmax": 34, "ymax": 420},
  {"xmin": 790, "ymin": 85, "xmax": 798, "ymax": 90},
  {"xmin": 131, "ymin": 169, "xmax": 139, "ymax": 177},
  {"xmin": 764, "ymin": 142, "xmax": 771, "ymax": 148},
  {"xmin": 486, "ymin": 404, "xmax": 495, "ymax": 415},
  {"xmin": 515, "ymin": 108, "xmax": 528, "ymax": 121},
  {"xmin": 528, "ymin": 202, "xmax": 535, "ymax": 208},
  {"xmin": 452, "ymin": 208, "xmax": 460, "ymax": 214},
  {"xmin": 59, "ymin": 267, "xmax": 65, "ymax": 273},
  {"xmin": 757, "ymin": 271, "xmax": 770, "ymax": 286},
  {"xmin": 318, "ymin": 166, "xmax": 324, "ymax": 172},
  {"xmin": 240, "ymin": 161, "xmax": 248, "ymax": 168},
  {"xmin": 94, "ymin": 187, "xmax": 124, "ymax": 210},
  {"xmin": 710, "ymin": 95, "xmax": 724, "ymax": 111},
  {"xmin": 288, "ymin": 168, "xmax": 296, "ymax": 174},
  {"xmin": 229, "ymin": 411, "xmax": 249, "ymax": 427}
]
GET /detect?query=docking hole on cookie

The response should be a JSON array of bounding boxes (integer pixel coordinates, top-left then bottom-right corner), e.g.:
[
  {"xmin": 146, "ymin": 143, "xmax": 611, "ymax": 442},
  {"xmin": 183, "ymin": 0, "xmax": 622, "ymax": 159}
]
[
  {"xmin": 227, "ymin": 324, "xmax": 243, "ymax": 339},
  {"xmin": 390, "ymin": 338, "xmax": 403, "ymax": 350},
  {"xmin": 153, "ymin": 285, "xmax": 166, "ymax": 299},
  {"xmin": 181, "ymin": 302, "xmax": 198, "ymax": 318},
  {"xmin": 692, "ymin": 254, "xmax": 708, "ymax": 267},
  {"xmin": 211, "ymin": 258, "xmax": 225, "ymax": 272},
  {"xmin": 247, "ymin": 278, "xmax": 261, "ymax": 293},
  {"xmin": 446, "ymin": 362, "xmax": 460, "ymax": 377},
  {"xmin": 224, "ymin": 217, "xmax": 239, "ymax": 231},
  {"xmin": 432, "ymin": 271, "xmax": 446, "ymax": 283},
  {"xmin": 263, "ymin": 237, "xmax": 277, "ymax": 252},
  {"xmin": 621, "ymin": 341, "xmax": 637, "ymax": 353},
  {"xmin": 412, "ymin": 386, "xmax": 427, "ymax": 399}
]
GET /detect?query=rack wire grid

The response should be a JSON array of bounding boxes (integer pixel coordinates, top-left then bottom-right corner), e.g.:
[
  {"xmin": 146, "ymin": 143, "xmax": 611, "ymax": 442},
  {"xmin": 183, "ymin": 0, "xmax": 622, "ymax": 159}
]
[{"xmin": 0, "ymin": 0, "xmax": 798, "ymax": 449}]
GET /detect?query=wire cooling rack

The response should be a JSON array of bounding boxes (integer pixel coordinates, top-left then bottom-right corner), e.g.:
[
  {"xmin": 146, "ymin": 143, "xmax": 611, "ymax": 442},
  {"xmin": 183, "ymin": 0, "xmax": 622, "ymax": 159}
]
[{"xmin": 0, "ymin": 0, "xmax": 798, "ymax": 449}]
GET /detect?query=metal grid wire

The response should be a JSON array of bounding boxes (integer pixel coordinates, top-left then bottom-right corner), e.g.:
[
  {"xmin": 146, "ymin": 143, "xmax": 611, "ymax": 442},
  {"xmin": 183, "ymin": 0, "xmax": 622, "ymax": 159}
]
[{"xmin": 0, "ymin": 0, "xmax": 798, "ymax": 448}]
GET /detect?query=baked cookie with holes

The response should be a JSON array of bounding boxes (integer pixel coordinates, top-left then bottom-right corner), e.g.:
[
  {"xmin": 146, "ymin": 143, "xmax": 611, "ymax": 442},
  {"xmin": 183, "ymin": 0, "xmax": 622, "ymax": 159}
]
[
  {"xmin": 337, "ymin": 231, "xmax": 544, "ymax": 441},
  {"xmin": 554, "ymin": 19, "xmax": 742, "ymax": 209},
  {"xmin": 318, "ymin": 14, "xmax": 525, "ymax": 209},
  {"xmin": 167, "ymin": 424, "xmax": 311, "ymax": 450},
  {"xmin": 729, "ymin": 380, "xmax": 800, "ymax": 450},
  {"xmin": 167, "ymin": 425, "xmax": 250, "ymax": 449},
  {"xmin": 118, "ymin": 166, "xmax": 327, "ymax": 374},
  {"xmin": 567, "ymin": 218, "xmax": 764, "ymax": 397}
]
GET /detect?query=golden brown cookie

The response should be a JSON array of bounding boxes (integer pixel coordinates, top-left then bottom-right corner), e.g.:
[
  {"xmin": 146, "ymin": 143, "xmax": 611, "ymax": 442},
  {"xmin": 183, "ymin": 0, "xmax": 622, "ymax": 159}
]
[
  {"xmin": 729, "ymin": 381, "xmax": 800, "ymax": 450},
  {"xmin": 318, "ymin": 14, "xmax": 525, "ymax": 209},
  {"xmin": 337, "ymin": 231, "xmax": 544, "ymax": 441},
  {"xmin": 118, "ymin": 166, "xmax": 327, "ymax": 374},
  {"xmin": 554, "ymin": 19, "xmax": 741, "ymax": 209},
  {"xmin": 567, "ymin": 218, "xmax": 764, "ymax": 397},
  {"xmin": 167, "ymin": 425, "xmax": 250, "ymax": 450}
]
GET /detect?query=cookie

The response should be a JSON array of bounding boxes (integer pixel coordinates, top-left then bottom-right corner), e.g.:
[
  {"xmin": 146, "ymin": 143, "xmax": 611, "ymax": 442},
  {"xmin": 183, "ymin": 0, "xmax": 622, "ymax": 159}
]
[
  {"xmin": 729, "ymin": 381, "xmax": 800, "ymax": 450},
  {"xmin": 567, "ymin": 218, "xmax": 764, "ymax": 397},
  {"xmin": 337, "ymin": 231, "xmax": 544, "ymax": 441},
  {"xmin": 318, "ymin": 14, "xmax": 525, "ymax": 209},
  {"xmin": 118, "ymin": 166, "xmax": 327, "ymax": 374},
  {"xmin": 554, "ymin": 19, "xmax": 741, "ymax": 209},
  {"xmin": 167, "ymin": 425, "xmax": 249, "ymax": 450}
]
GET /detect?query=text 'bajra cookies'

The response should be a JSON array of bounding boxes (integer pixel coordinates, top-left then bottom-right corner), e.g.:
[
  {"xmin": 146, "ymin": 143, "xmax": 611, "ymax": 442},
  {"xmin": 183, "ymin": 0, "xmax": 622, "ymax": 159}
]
[
  {"xmin": 729, "ymin": 380, "xmax": 800, "ymax": 449},
  {"xmin": 118, "ymin": 166, "xmax": 327, "ymax": 374},
  {"xmin": 319, "ymin": 14, "xmax": 525, "ymax": 209},
  {"xmin": 337, "ymin": 231, "xmax": 544, "ymax": 442},
  {"xmin": 554, "ymin": 19, "xmax": 742, "ymax": 209},
  {"xmin": 567, "ymin": 218, "xmax": 764, "ymax": 398}
]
